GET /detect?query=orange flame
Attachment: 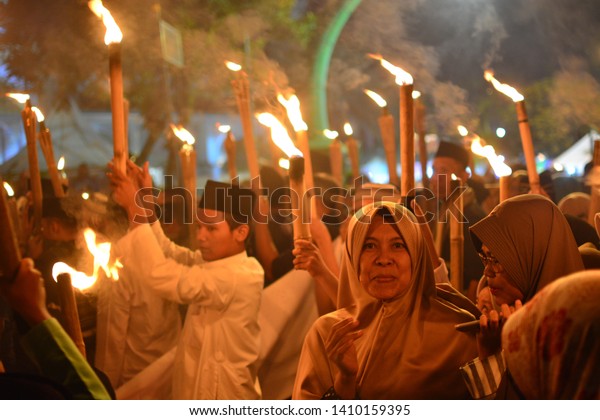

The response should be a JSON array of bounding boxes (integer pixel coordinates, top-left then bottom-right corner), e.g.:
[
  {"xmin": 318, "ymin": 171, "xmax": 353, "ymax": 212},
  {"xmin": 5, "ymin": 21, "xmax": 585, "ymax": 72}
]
[
  {"xmin": 256, "ymin": 113, "xmax": 302, "ymax": 158},
  {"xmin": 323, "ymin": 129, "xmax": 339, "ymax": 140},
  {"xmin": 225, "ymin": 61, "xmax": 242, "ymax": 72},
  {"xmin": 412, "ymin": 90, "xmax": 422, "ymax": 99},
  {"xmin": 217, "ymin": 125, "xmax": 231, "ymax": 133},
  {"xmin": 52, "ymin": 228, "xmax": 122, "ymax": 290},
  {"xmin": 363, "ymin": 89, "xmax": 387, "ymax": 108},
  {"xmin": 484, "ymin": 71, "xmax": 524, "ymax": 102},
  {"xmin": 277, "ymin": 94, "xmax": 308, "ymax": 132},
  {"xmin": 343, "ymin": 123, "xmax": 353, "ymax": 136},
  {"xmin": 3, "ymin": 181, "xmax": 14, "ymax": 197},
  {"xmin": 471, "ymin": 137, "xmax": 512, "ymax": 177},
  {"xmin": 369, "ymin": 53, "xmax": 413, "ymax": 85},
  {"xmin": 88, "ymin": 0, "xmax": 123, "ymax": 45},
  {"xmin": 6, "ymin": 93, "xmax": 30, "ymax": 104},
  {"xmin": 279, "ymin": 158, "xmax": 290, "ymax": 170},
  {"xmin": 457, "ymin": 125, "xmax": 469, "ymax": 137},
  {"xmin": 170, "ymin": 124, "xmax": 195, "ymax": 146},
  {"xmin": 31, "ymin": 106, "xmax": 45, "ymax": 122},
  {"xmin": 57, "ymin": 156, "xmax": 65, "ymax": 171}
]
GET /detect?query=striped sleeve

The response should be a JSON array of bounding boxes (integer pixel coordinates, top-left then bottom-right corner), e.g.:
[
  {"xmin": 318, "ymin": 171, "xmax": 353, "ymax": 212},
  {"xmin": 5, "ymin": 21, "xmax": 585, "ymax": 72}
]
[{"xmin": 460, "ymin": 351, "xmax": 506, "ymax": 399}]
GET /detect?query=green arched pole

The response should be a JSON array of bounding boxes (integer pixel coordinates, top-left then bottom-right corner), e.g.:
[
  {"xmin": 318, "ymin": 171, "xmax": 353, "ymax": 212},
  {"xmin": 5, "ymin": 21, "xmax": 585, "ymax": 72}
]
[{"xmin": 309, "ymin": 0, "xmax": 363, "ymax": 148}]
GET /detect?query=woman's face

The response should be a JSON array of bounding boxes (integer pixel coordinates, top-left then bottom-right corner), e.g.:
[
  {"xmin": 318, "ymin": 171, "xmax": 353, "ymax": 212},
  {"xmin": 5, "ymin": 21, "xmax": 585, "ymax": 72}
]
[
  {"xmin": 480, "ymin": 245, "xmax": 524, "ymax": 306},
  {"xmin": 358, "ymin": 215, "xmax": 412, "ymax": 300}
]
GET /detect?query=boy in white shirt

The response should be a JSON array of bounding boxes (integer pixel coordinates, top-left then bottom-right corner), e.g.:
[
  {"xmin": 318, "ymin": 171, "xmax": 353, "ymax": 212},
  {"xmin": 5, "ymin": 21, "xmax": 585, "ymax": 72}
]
[{"xmin": 109, "ymin": 163, "xmax": 263, "ymax": 399}]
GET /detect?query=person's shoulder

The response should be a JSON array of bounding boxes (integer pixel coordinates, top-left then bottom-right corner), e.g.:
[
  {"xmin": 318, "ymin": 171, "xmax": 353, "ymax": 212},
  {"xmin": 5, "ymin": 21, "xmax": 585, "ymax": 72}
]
[{"xmin": 312, "ymin": 306, "xmax": 356, "ymax": 331}]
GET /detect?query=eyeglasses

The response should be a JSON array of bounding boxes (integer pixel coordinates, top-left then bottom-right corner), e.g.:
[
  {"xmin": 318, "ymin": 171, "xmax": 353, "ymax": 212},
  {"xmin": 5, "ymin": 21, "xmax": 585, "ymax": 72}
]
[{"xmin": 478, "ymin": 252, "xmax": 503, "ymax": 272}]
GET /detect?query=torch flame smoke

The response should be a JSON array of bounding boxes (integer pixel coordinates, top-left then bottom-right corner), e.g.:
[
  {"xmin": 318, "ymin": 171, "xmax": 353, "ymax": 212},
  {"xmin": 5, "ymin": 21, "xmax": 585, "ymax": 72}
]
[
  {"xmin": 52, "ymin": 228, "xmax": 122, "ymax": 290},
  {"xmin": 363, "ymin": 89, "xmax": 387, "ymax": 108},
  {"xmin": 277, "ymin": 94, "xmax": 308, "ymax": 132},
  {"xmin": 471, "ymin": 137, "xmax": 512, "ymax": 177},
  {"xmin": 3, "ymin": 182, "xmax": 15, "ymax": 197},
  {"xmin": 88, "ymin": 0, "xmax": 123, "ymax": 45},
  {"xmin": 170, "ymin": 124, "xmax": 195, "ymax": 146},
  {"xmin": 484, "ymin": 71, "xmax": 524, "ymax": 102},
  {"xmin": 369, "ymin": 53, "xmax": 413, "ymax": 85},
  {"xmin": 6, "ymin": 93, "xmax": 30, "ymax": 104},
  {"xmin": 225, "ymin": 61, "xmax": 242, "ymax": 72},
  {"xmin": 257, "ymin": 113, "xmax": 302, "ymax": 158},
  {"xmin": 31, "ymin": 106, "xmax": 45, "ymax": 123}
]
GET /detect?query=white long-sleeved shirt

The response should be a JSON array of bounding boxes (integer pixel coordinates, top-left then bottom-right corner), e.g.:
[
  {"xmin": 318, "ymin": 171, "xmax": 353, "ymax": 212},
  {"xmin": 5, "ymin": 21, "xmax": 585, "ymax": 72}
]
[
  {"xmin": 116, "ymin": 223, "xmax": 264, "ymax": 399},
  {"xmin": 95, "ymin": 254, "xmax": 182, "ymax": 389}
]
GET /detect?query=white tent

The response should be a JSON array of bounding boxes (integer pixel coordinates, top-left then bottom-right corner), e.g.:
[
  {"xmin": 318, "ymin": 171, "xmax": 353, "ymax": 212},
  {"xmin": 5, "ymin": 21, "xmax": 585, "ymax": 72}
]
[{"xmin": 553, "ymin": 130, "xmax": 600, "ymax": 175}]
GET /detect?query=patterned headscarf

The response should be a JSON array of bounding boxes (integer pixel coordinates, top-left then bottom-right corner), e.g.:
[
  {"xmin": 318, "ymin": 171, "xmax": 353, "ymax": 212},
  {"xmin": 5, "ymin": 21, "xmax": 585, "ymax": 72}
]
[{"xmin": 502, "ymin": 270, "xmax": 600, "ymax": 399}]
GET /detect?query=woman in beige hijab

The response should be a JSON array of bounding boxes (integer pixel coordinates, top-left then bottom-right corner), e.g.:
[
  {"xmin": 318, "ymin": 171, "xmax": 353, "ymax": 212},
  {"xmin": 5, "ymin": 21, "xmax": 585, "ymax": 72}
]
[{"xmin": 293, "ymin": 202, "xmax": 478, "ymax": 399}]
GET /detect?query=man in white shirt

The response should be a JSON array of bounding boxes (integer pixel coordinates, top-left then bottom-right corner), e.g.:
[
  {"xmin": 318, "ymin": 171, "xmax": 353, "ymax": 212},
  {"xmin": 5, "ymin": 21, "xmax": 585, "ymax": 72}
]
[{"xmin": 109, "ymin": 163, "xmax": 263, "ymax": 399}]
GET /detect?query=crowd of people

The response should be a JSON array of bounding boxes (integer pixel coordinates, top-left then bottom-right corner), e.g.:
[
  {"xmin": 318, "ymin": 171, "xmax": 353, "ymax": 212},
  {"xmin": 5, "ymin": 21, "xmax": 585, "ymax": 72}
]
[{"xmin": 1, "ymin": 138, "xmax": 599, "ymax": 400}]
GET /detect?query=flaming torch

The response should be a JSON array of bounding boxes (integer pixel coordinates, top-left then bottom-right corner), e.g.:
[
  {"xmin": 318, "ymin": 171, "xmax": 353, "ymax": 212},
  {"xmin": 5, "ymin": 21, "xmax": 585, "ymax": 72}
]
[
  {"xmin": 218, "ymin": 125, "xmax": 237, "ymax": 181},
  {"xmin": 2, "ymin": 181, "xmax": 20, "ymax": 246},
  {"xmin": 278, "ymin": 94, "xmax": 314, "ymax": 190},
  {"xmin": 325, "ymin": 129, "xmax": 343, "ymax": 186},
  {"xmin": 89, "ymin": 0, "xmax": 127, "ymax": 173},
  {"xmin": 456, "ymin": 125, "xmax": 477, "ymax": 178},
  {"xmin": 52, "ymin": 228, "xmax": 121, "ymax": 356},
  {"xmin": 227, "ymin": 61, "xmax": 260, "ymax": 187},
  {"xmin": 364, "ymin": 89, "xmax": 398, "ymax": 186},
  {"xmin": 371, "ymin": 54, "xmax": 415, "ymax": 198},
  {"xmin": 344, "ymin": 122, "xmax": 360, "ymax": 181},
  {"xmin": 171, "ymin": 124, "xmax": 197, "ymax": 249},
  {"xmin": 0, "ymin": 178, "xmax": 21, "ymax": 284},
  {"xmin": 7, "ymin": 93, "xmax": 42, "ymax": 231},
  {"xmin": 257, "ymin": 113, "xmax": 310, "ymax": 241},
  {"xmin": 31, "ymin": 107, "xmax": 65, "ymax": 198},
  {"xmin": 413, "ymin": 90, "xmax": 429, "ymax": 188},
  {"xmin": 471, "ymin": 137, "xmax": 513, "ymax": 202},
  {"xmin": 449, "ymin": 174, "xmax": 464, "ymax": 291},
  {"xmin": 484, "ymin": 71, "xmax": 539, "ymax": 193}
]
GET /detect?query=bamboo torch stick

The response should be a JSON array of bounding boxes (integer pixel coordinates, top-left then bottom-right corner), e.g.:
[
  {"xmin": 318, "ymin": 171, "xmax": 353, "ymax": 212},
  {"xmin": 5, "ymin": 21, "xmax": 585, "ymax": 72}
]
[
  {"xmin": 51, "ymin": 228, "xmax": 121, "ymax": 356},
  {"xmin": 369, "ymin": 55, "xmax": 415, "ymax": 197},
  {"xmin": 32, "ymin": 107, "xmax": 65, "ymax": 198},
  {"xmin": 278, "ymin": 94, "xmax": 314, "ymax": 190},
  {"xmin": 399, "ymin": 83, "xmax": 415, "ymax": 198},
  {"xmin": 89, "ymin": 0, "xmax": 127, "ymax": 173},
  {"xmin": 364, "ymin": 90, "xmax": 398, "ymax": 186},
  {"xmin": 484, "ymin": 71, "xmax": 540, "ymax": 193},
  {"xmin": 227, "ymin": 61, "xmax": 261, "ymax": 188},
  {"xmin": 171, "ymin": 124, "xmax": 197, "ymax": 249},
  {"xmin": 257, "ymin": 113, "xmax": 310, "ymax": 241},
  {"xmin": 344, "ymin": 122, "xmax": 360, "ymax": 181},
  {"xmin": 123, "ymin": 98, "xmax": 130, "ymax": 157},
  {"xmin": 499, "ymin": 176, "xmax": 511, "ymax": 203},
  {"xmin": 471, "ymin": 136, "xmax": 512, "ymax": 202},
  {"xmin": 0, "ymin": 178, "xmax": 21, "ymax": 283},
  {"xmin": 289, "ymin": 156, "xmax": 312, "ymax": 241},
  {"xmin": 413, "ymin": 91, "xmax": 429, "ymax": 188},
  {"xmin": 23, "ymin": 103, "xmax": 43, "ymax": 231},
  {"xmin": 6, "ymin": 94, "xmax": 43, "ymax": 231},
  {"xmin": 219, "ymin": 125, "xmax": 237, "ymax": 181},
  {"xmin": 325, "ymin": 129, "xmax": 343, "ymax": 186},
  {"xmin": 449, "ymin": 175, "xmax": 464, "ymax": 291},
  {"xmin": 55, "ymin": 273, "xmax": 86, "ymax": 357}
]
